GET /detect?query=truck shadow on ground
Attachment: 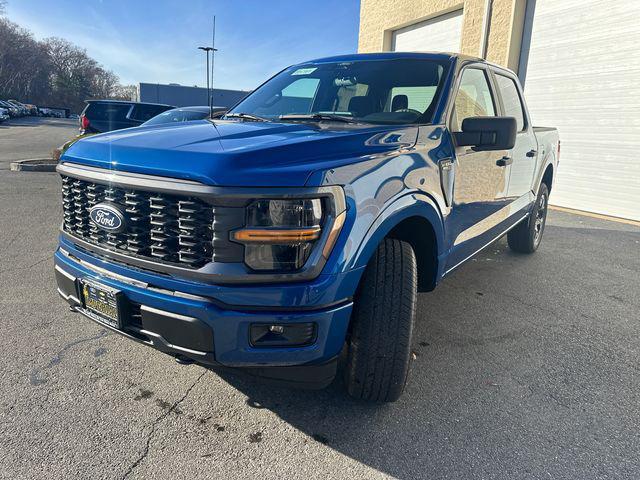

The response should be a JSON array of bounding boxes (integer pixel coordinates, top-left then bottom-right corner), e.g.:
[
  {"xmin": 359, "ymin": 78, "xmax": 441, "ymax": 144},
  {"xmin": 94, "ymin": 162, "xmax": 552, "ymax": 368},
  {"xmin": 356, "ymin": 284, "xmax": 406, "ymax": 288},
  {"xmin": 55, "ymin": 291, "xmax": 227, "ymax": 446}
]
[
  {"xmin": 207, "ymin": 245, "xmax": 544, "ymax": 479},
  {"xmin": 208, "ymin": 221, "xmax": 640, "ymax": 479}
]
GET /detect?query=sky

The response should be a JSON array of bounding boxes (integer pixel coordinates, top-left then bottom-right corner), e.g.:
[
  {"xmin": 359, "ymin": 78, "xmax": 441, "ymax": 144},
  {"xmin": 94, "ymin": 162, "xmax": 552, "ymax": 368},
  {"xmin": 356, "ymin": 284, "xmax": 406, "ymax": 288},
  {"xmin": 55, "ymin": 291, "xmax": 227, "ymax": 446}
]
[{"xmin": 5, "ymin": 0, "xmax": 361, "ymax": 91}]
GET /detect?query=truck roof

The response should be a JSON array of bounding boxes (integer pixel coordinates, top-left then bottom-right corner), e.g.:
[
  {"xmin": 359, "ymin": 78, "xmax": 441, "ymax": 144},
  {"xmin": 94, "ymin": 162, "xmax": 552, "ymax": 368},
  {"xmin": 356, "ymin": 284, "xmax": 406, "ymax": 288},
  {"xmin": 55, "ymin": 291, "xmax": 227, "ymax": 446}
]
[
  {"xmin": 305, "ymin": 52, "xmax": 485, "ymax": 64},
  {"xmin": 304, "ymin": 52, "xmax": 519, "ymax": 78}
]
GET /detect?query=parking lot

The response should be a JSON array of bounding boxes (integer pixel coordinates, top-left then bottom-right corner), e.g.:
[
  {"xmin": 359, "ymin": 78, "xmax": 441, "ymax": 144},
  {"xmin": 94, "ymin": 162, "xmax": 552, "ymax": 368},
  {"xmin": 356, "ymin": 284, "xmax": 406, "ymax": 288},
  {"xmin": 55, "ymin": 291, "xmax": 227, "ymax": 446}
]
[
  {"xmin": 1, "ymin": 123, "xmax": 639, "ymax": 479},
  {"xmin": 0, "ymin": 171, "xmax": 640, "ymax": 479},
  {"xmin": 0, "ymin": 117, "xmax": 77, "ymax": 169}
]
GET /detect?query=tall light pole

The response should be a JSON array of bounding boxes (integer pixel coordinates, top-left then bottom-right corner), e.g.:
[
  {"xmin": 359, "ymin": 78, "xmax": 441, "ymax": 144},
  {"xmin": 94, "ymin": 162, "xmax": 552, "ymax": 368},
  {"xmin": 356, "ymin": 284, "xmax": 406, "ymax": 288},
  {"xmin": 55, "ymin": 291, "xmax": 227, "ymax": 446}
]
[
  {"xmin": 198, "ymin": 46, "xmax": 215, "ymax": 115},
  {"xmin": 211, "ymin": 16, "xmax": 217, "ymax": 118}
]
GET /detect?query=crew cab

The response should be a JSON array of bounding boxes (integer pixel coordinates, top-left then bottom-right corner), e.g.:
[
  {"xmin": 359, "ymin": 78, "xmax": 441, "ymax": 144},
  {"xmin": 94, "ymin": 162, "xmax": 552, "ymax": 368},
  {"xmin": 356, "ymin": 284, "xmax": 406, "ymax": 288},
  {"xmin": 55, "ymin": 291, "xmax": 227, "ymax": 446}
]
[{"xmin": 54, "ymin": 53, "xmax": 559, "ymax": 402}]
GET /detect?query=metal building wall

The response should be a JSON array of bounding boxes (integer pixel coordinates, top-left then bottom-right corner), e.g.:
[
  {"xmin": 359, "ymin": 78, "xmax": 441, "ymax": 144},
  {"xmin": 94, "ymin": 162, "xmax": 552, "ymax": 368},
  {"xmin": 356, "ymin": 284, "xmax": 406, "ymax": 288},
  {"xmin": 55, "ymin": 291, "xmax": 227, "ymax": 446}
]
[{"xmin": 139, "ymin": 83, "xmax": 249, "ymax": 108}]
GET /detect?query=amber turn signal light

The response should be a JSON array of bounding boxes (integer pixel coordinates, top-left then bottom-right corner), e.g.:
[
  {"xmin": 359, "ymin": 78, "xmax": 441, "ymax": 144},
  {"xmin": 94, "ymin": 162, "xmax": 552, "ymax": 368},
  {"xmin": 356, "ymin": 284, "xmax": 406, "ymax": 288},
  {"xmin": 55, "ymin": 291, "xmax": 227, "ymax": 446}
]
[
  {"xmin": 322, "ymin": 211, "xmax": 346, "ymax": 259},
  {"xmin": 233, "ymin": 227, "xmax": 321, "ymax": 244}
]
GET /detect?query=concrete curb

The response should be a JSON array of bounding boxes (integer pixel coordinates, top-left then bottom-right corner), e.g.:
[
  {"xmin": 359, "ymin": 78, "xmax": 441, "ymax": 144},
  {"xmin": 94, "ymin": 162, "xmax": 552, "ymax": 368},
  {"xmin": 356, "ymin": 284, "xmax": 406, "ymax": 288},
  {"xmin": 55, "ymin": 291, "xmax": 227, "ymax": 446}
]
[{"xmin": 10, "ymin": 158, "xmax": 57, "ymax": 172}]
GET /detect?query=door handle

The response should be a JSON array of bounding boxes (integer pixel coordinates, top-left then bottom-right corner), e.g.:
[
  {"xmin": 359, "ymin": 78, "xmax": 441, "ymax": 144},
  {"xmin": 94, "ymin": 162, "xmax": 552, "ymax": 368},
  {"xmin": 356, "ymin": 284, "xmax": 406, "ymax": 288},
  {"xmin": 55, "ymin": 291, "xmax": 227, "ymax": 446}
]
[
  {"xmin": 496, "ymin": 156, "xmax": 513, "ymax": 167},
  {"xmin": 526, "ymin": 149, "xmax": 537, "ymax": 157}
]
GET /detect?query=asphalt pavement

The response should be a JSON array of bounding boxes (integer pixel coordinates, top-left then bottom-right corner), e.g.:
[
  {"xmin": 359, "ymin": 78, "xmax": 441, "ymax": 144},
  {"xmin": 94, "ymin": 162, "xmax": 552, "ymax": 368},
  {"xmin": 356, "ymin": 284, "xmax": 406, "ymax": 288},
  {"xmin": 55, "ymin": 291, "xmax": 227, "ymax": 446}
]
[
  {"xmin": 0, "ymin": 117, "xmax": 77, "ymax": 169},
  {"xmin": 0, "ymin": 125, "xmax": 639, "ymax": 479}
]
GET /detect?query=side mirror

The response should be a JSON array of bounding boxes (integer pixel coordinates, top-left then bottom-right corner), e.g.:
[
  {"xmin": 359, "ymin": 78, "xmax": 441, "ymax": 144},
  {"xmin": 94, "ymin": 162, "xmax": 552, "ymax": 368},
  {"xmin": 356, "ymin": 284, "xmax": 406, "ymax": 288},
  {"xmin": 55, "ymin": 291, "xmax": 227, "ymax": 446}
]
[{"xmin": 453, "ymin": 116, "xmax": 517, "ymax": 151}]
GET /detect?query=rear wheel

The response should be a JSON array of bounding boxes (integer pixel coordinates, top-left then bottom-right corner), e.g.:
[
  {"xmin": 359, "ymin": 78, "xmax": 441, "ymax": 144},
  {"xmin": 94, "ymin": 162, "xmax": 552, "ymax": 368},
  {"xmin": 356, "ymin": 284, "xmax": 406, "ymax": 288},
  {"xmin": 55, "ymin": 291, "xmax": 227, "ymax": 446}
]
[
  {"xmin": 345, "ymin": 238, "xmax": 417, "ymax": 402},
  {"xmin": 507, "ymin": 183, "xmax": 549, "ymax": 253}
]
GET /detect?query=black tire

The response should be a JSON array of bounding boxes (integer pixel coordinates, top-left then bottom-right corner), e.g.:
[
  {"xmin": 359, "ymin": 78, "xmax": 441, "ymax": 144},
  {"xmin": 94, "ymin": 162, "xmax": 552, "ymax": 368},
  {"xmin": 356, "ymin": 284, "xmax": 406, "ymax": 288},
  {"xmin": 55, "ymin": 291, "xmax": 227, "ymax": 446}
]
[
  {"xmin": 507, "ymin": 183, "xmax": 549, "ymax": 253},
  {"xmin": 345, "ymin": 238, "xmax": 417, "ymax": 402}
]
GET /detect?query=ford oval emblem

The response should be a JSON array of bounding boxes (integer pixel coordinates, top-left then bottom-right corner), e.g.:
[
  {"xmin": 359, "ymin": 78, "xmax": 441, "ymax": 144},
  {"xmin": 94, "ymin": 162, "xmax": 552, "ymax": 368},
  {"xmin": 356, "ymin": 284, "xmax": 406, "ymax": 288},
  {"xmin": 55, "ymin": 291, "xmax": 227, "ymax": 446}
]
[{"xmin": 89, "ymin": 203, "xmax": 126, "ymax": 233}]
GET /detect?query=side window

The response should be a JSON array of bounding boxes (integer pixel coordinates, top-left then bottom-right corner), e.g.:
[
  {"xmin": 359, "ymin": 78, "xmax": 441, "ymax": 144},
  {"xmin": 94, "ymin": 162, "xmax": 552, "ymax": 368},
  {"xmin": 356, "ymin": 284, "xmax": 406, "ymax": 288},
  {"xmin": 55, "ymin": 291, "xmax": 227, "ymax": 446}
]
[
  {"xmin": 452, "ymin": 68, "xmax": 496, "ymax": 131},
  {"xmin": 495, "ymin": 74, "xmax": 526, "ymax": 131},
  {"xmin": 130, "ymin": 104, "xmax": 168, "ymax": 122},
  {"xmin": 86, "ymin": 103, "xmax": 131, "ymax": 122}
]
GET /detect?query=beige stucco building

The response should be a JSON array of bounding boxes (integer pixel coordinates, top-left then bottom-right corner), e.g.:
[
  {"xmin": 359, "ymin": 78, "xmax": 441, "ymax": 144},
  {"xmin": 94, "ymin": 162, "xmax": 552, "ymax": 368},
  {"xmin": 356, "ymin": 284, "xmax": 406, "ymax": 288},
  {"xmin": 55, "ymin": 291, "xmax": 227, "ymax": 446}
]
[
  {"xmin": 358, "ymin": 0, "xmax": 527, "ymax": 70},
  {"xmin": 357, "ymin": 0, "xmax": 640, "ymax": 221}
]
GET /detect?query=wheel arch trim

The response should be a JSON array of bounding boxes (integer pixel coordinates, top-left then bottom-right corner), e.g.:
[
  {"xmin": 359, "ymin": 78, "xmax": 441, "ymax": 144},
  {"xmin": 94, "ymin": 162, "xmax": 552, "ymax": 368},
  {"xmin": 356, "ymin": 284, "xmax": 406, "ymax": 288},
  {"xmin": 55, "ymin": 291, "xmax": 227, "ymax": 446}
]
[
  {"xmin": 348, "ymin": 192, "xmax": 445, "ymax": 274},
  {"xmin": 533, "ymin": 152, "xmax": 556, "ymax": 196}
]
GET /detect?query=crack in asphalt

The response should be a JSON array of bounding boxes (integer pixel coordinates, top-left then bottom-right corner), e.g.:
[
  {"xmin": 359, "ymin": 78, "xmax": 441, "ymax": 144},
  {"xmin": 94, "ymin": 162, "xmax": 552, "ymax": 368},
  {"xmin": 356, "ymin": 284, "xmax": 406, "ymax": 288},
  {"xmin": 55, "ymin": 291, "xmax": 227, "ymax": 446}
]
[
  {"xmin": 28, "ymin": 329, "xmax": 109, "ymax": 386},
  {"xmin": 0, "ymin": 255, "xmax": 51, "ymax": 274},
  {"xmin": 121, "ymin": 371, "xmax": 206, "ymax": 480},
  {"xmin": 1, "ymin": 232, "xmax": 20, "ymax": 252}
]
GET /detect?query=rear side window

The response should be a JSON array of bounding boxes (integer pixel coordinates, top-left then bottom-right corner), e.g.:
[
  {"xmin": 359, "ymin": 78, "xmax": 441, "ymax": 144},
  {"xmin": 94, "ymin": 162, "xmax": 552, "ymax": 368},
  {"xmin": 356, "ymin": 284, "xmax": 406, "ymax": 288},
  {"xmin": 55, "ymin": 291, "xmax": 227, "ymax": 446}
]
[
  {"xmin": 452, "ymin": 68, "xmax": 496, "ymax": 131},
  {"xmin": 84, "ymin": 103, "xmax": 131, "ymax": 122},
  {"xmin": 495, "ymin": 74, "xmax": 526, "ymax": 131},
  {"xmin": 129, "ymin": 104, "xmax": 171, "ymax": 122}
]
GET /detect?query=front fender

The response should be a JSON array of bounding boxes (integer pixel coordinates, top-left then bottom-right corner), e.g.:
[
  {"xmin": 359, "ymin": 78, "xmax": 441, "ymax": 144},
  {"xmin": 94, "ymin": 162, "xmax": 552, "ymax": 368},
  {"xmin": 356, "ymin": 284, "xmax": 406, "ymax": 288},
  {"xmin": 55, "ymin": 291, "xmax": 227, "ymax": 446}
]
[{"xmin": 348, "ymin": 192, "xmax": 445, "ymax": 272}]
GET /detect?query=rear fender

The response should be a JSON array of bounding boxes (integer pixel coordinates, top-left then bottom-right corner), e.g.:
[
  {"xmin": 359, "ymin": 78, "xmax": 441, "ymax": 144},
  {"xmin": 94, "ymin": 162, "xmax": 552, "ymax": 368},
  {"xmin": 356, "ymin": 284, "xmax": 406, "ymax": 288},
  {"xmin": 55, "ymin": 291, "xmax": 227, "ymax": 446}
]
[{"xmin": 533, "ymin": 149, "xmax": 556, "ymax": 196}]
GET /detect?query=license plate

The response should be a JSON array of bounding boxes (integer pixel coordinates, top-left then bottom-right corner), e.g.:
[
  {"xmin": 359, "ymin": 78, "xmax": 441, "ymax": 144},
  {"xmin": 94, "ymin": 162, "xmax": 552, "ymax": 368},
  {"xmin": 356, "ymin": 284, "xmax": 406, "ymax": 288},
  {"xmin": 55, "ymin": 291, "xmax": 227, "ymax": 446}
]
[{"xmin": 80, "ymin": 280, "xmax": 122, "ymax": 329}]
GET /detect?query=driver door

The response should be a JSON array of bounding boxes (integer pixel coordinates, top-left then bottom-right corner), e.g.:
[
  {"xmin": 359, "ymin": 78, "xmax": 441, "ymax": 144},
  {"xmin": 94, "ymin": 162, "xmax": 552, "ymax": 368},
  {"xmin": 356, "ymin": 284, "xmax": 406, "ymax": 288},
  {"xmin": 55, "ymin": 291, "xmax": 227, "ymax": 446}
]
[{"xmin": 444, "ymin": 66, "xmax": 512, "ymax": 272}]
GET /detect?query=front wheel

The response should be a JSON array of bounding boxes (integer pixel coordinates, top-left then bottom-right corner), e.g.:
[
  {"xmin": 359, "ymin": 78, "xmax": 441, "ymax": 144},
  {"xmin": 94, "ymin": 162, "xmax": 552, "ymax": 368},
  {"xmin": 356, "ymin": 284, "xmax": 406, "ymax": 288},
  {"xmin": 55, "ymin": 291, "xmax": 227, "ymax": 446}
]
[
  {"xmin": 345, "ymin": 238, "xmax": 417, "ymax": 402},
  {"xmin": 507, "ymin": 183, "xmax": 549, "ymax": 253}
]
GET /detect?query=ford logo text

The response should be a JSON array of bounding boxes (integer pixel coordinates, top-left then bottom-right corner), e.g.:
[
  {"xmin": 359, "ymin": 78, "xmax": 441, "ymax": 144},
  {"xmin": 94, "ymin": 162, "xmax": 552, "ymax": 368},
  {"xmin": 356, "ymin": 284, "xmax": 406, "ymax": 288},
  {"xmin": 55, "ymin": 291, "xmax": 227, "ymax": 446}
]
[{"xmin": 89, "ymin": 203, "xmax": 126, "ymax": 233}]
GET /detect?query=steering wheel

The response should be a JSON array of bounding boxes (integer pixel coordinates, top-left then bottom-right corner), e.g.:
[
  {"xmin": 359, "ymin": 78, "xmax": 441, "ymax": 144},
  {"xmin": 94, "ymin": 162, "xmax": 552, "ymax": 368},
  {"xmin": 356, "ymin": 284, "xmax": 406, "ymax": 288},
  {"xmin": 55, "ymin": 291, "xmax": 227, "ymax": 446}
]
[{"xmin": 394, "ymin": 108, "xmax": 422, "ymax": 116}]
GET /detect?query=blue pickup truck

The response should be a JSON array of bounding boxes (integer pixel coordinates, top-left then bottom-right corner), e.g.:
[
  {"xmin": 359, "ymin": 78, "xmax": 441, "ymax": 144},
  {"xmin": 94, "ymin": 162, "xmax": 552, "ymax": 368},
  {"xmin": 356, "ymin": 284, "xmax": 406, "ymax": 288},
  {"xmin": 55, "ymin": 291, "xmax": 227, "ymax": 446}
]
[{"xmin": 55, "ymin": 53, "xmax": 559, "ymax": 402}]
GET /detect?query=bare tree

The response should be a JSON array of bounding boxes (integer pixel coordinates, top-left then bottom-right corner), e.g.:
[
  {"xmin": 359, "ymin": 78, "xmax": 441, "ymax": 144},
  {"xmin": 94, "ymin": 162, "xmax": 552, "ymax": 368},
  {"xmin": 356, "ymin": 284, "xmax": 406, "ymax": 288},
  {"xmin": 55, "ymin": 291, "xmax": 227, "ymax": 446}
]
[
  {"xmin": 0, "ymin": 15, "xmax": 134, "ymax": 112},
  {"xmin": 92, "ymin": 67, "xmax": 120, "ymax": 99},
  {"xmin": 45, "ymin": 37, "xmax": 98, "ymax": 110},
  {"xmin": 112, "ymin": 84, "xmax": 139, "ymax": 101},
  {"xmin": 0, "ymin": 18, "xmax": 50, "ymax": 103},
  {"xmin": 43, "ymin": 37, "xmax": 133, "ymax": 111}
]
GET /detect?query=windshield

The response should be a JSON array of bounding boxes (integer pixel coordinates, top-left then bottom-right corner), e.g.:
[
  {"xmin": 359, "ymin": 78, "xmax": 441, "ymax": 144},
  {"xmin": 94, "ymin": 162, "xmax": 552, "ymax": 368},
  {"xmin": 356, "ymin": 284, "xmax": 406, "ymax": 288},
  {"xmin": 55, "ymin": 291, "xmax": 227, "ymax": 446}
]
[
  {"xmin": 227, "ymin": 58, "xmax": 449, "ymax": 125},
  {"xmin": 142, "ymin": 109, "xmax": 209, "ymax": 126}
]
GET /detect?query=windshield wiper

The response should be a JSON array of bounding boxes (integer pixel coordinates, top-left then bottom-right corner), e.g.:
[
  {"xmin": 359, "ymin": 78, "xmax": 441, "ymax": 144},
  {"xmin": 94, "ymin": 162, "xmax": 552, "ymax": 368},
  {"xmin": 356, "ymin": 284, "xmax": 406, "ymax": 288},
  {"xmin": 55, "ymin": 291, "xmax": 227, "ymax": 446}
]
[
  {"xmin": 224, "ymin": 112, "xmax": 270, "ymax": 122},
  {"xmin": 279, "ymin": 113, "xmax": 361, "ymax": 124}
]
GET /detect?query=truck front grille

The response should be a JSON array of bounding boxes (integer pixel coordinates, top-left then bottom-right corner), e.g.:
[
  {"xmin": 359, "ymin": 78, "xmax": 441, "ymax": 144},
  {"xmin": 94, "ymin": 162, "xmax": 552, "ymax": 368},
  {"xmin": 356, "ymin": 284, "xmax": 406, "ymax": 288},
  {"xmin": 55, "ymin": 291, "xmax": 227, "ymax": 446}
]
[{"xmin": 61, "ymin": 175, "xmax": 215, "ymax": 268}]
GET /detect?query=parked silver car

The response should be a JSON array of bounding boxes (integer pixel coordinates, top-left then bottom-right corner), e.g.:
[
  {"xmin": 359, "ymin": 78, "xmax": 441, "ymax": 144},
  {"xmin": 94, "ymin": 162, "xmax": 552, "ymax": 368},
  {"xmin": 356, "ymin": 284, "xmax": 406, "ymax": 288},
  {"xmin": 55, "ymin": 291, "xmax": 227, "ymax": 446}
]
[
  {"xmin": 0, "ymin": 100, "xmax": 19, "ymax": 117},
  {"xmin": 7, "ymin": 100, "xmax": 28, "ymax": 116}
]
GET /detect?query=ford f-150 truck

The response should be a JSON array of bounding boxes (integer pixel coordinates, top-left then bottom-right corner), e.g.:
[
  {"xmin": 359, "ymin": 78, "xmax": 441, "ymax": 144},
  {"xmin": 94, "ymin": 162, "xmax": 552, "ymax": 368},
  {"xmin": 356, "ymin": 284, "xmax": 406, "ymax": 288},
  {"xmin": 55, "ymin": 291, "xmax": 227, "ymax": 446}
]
[{"xmin": 55, "ymin": 53, "xmax": 559, "ymax": 402}]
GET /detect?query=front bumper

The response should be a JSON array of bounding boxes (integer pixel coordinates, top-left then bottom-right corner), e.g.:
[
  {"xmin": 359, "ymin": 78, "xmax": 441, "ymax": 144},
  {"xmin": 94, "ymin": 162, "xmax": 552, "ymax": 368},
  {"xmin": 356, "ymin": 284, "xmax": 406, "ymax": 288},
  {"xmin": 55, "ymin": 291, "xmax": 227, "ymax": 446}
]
[{"xmin": 54, "ymin": 244, "xmax": 357, "ymax": 384}]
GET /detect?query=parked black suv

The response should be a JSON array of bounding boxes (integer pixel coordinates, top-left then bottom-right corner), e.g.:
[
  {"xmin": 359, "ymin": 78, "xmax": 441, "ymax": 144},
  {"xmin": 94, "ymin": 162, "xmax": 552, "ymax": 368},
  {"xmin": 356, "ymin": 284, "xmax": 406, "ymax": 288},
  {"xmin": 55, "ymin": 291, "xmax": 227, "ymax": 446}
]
[{"xmin": 79, "ymin": 100, "xmax": 174, "ymax": 134}]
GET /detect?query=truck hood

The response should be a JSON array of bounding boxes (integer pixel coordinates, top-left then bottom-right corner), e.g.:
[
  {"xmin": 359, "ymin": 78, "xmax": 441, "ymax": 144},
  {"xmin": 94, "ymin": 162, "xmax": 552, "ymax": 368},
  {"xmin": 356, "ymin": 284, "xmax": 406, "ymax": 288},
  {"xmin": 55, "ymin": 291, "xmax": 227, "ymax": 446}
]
[{"xmin": 61, "ymin": 119, "xmax": 419, "ymax": 187}]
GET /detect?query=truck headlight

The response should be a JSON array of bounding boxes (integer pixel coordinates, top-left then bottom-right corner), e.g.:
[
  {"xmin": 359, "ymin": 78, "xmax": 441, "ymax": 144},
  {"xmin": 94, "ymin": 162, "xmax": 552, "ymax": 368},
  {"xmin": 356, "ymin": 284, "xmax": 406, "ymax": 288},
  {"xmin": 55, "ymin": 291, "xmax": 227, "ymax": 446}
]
[{"xmin": 233, "ymin": 197, "xmax": 345, "ymax": 272}]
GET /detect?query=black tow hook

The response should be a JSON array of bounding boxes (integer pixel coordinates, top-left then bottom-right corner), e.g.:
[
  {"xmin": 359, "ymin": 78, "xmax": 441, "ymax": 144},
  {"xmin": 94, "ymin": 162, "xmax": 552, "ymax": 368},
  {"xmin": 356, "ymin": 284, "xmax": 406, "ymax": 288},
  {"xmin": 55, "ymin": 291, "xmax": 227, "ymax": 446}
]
[{"xmin": 175, "ymin": 355, "xmax": 195, "ymax": 365}]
